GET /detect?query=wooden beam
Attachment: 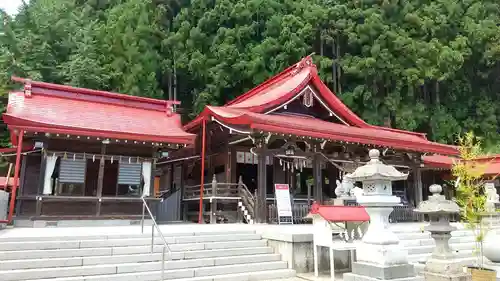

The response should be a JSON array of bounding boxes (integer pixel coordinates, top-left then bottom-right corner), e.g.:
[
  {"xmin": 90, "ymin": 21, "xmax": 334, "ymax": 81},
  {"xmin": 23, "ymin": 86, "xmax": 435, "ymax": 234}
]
[
  {"xmin": 313, "ymin": 152, "xmax": 323, "ymax": 203},
  {"xmin": 96, "ymin": 143, "xmax": 107, "ymax": 216},
  {"xmin": 256, "ymin": 138, "xmax": 267, "ymax": 223}
]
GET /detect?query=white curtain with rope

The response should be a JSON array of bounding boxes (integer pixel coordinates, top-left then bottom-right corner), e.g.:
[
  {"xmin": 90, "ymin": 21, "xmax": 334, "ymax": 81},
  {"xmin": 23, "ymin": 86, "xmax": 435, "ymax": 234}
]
[
  {"xmin": 141, "ymin": 161, "xmax": 152, "ymax": 197},
  {"xmin": 43, "ymin": 155, "xmax": 58, "ymax": 195}
]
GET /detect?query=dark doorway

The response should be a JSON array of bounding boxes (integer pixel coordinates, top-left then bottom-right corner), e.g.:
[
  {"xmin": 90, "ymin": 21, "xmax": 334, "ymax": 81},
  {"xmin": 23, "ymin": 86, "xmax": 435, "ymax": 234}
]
[
  {"xmin": 237, "ymin": 163, "xmax": 257, "ymax": 193},
  {"xmin": 85, "ymin": 159, "xmax": 99, "ymax": 196},
  {"xmin": 102, "ymin": 160, "xmax": 119, "ymax": 196}
]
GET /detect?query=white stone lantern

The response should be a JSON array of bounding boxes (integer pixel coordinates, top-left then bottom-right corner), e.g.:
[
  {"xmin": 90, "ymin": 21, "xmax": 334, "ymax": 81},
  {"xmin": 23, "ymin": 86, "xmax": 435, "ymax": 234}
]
[
  {"xmin": 346, "ymin": 149, "xmax": 407, "ymax": 254},
  {"xmin": 343, "ymin": 149, "xmax": 420, "ymax": 281},
  {"xmin": 414, "ymin": 184, "xmax": 471, "ymax": 281}
]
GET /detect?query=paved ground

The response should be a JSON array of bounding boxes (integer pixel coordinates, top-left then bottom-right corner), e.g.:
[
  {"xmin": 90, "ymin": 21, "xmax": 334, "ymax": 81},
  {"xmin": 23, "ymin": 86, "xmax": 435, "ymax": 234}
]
[
  {"xmin": 263, "ymin": 277, "xmax": 307, "ymax": 281},
  {"xmin": 264, "ymin": 272, "xmax": 345, "ymax": 281},
  {"xmin": 0, "ymin": 223, "xmax": 319, "ymax": 238},
  {"xmin": 0, "ymin": 221, "xmax": 442, "ymax": 239}
]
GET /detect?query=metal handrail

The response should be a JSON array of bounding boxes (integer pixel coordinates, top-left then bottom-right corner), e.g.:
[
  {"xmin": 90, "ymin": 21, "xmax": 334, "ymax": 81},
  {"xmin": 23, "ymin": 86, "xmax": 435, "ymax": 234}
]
[
  {"xmin": 238, "ymin": 183, "xmax": 254, "ymax": 200},
  {"xmin": 140, "ymin": 196, "xmax": 172, "ymax": 281}
]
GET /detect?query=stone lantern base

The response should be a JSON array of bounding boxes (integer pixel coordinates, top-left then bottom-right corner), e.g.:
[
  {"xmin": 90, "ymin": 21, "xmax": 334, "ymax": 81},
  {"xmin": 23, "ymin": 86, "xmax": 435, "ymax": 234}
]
[
  {"xmin": 343, "ymin": 261, "xmax": 423, "ymax": 281},
  {"xmin": 422, "ymin": 272, "xmax": 471, "ymax": 281},
  {"xmin": 422, "ymin": 258, "xmax": 471, "ymax": 281}
]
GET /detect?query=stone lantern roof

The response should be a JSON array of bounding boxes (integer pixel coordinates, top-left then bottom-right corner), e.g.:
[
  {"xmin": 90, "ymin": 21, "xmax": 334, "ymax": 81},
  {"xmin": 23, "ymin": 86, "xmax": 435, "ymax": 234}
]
[
  {"xmin": 346, "ymin": 149, "xmax": 408, "ymax": 182},
  {"xmin": 415, "ymin": 184, "xmax": 460, "ymax": 215}
]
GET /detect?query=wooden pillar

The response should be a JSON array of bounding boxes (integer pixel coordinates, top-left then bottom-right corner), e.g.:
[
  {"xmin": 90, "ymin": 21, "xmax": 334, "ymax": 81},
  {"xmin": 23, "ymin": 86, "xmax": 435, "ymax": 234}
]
[
  {"xmin": 96, "ymin": 143, "xmax": 107, "ymax": 216},
  {"xmin": 313, "ymin": 153, "xmax": 323, "ymax": 203},
  {"xmin": 229, "ymin": 147, "xmax": 237, "ymax": 184},
  {"xmin": 198, "ymin": 119, "xmax": 207, "ymax": 224},
  {"xmin": 6, "ymin": 130, "xmax": 24, "ymax": 223},
  {"xmin": 16, "ymin": 155, "xmax": 28, "ymax": 216},
  {"xmin": 256, "ymin": 140, "xmax": 267, "ymax": 223},
  {"xmin": 35, "ymin": 141, "xmax": 48, "ymax": 216},
  {"xmin": 413, "ymin": 167, "xmax": 423, "ymax": 208},
  {"xmin": 226, "ymin": 149, "xmax": 231, "ymax": 183},
  {"xmin": 327, "ymin": 163, "xmax": 337, "ymax": 198}
]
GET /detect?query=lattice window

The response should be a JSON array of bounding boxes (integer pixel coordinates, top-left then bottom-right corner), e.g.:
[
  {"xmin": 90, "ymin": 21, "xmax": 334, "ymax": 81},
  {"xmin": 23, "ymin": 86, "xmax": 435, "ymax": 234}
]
[{"xmin": 366, "ymin": 183, "xmax": 376, "ymax": 193}]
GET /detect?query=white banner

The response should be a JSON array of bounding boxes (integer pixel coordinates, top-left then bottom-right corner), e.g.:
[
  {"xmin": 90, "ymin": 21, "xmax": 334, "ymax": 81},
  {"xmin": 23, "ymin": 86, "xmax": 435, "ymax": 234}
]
[{"xmin": 274, "ymin": 184, "xmax": 292, "ymax": 217}]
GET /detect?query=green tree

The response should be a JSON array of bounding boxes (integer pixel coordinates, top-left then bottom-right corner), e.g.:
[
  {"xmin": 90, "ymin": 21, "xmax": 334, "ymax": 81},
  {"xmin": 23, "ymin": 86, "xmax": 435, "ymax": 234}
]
[{"xmin": 1, "ymin": 0, "xmax": 499, "ymax": 149}]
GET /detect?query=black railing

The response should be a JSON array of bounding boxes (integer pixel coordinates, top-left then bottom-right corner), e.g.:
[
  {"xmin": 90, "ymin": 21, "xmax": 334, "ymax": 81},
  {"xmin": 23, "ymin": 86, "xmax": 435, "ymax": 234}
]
[{"xmin": 266, "ymin": 201, "xmax": 312, "ymax": 224}]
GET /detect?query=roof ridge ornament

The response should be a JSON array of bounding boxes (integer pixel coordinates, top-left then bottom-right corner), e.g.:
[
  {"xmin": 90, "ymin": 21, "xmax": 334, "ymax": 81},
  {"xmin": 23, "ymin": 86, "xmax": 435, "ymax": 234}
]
[
  {"xmin": 291, "ymin": 54, "xmax": 315, "ymax": 75},
  {"xmin": 24, "ymin": 78, "xmax": 32, "ymax": 98},
  {"xmin": 165, "ymin": 100, "xmax": 181, "ymax": 116}
]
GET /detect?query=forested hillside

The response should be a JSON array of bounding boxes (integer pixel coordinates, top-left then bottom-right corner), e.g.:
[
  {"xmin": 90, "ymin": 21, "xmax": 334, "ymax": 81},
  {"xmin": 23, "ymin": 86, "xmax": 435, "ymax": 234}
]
[{"xmin": 1, "ymin": 0, "xmax": 499, "ymax": 150}]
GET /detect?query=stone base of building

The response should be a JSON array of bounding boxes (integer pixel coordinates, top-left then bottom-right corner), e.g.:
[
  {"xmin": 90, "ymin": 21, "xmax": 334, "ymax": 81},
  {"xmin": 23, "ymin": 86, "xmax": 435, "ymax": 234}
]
[
  {"xmin": 423, "ymin": 271, "xmax": 471, "ymax": 281},
  {"xmin": 343, "ymin": 261, "xmax": 422, "ymax": 281}
]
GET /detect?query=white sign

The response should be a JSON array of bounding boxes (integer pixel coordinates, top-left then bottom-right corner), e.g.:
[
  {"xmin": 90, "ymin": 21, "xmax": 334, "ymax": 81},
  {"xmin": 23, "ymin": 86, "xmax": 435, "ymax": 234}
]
[{"xmin": 274, "ymin": 184, "xmax": 293, "ymax": 217}]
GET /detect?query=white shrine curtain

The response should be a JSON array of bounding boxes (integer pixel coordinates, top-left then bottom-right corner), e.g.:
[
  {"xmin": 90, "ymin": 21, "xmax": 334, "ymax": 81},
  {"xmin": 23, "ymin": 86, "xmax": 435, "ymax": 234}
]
[
  {"xmin": 43, "ymin": 155, "xmax": 58, "ymax": 195},
  {"xmin": 141, "ymin": 161, "xmax": 152, "ymax": 197}
]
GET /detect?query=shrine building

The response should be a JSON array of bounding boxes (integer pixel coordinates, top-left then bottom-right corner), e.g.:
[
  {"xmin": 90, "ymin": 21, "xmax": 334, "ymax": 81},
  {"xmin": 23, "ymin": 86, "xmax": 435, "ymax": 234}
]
[
  {"xmin": 157, "ymin": 56, "xmax": 459, "ymax": 224},
  {"xmin": 0, "ymin": 77, "xmax": 195, "ymax": 223}
]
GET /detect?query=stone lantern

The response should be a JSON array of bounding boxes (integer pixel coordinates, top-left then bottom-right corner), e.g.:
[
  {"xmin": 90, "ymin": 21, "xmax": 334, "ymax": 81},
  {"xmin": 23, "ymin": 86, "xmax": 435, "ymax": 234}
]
[
  {"xmin": 414, "ymin": 184, "xmax": 471, "ymax": 281},
  {"xmin": 343, "ymin": 149, "xmax": 421, "ymax": 281}
]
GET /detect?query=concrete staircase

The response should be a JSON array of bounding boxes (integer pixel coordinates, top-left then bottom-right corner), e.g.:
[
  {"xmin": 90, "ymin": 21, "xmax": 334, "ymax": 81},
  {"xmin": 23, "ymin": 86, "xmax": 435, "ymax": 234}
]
[
  {"xmin": 0, "ymin": 229, "xmax": 295, "ymax": 281},
  {"xmin": 393, "ymin": 224, "xmax": 477, "ymax": 273}
]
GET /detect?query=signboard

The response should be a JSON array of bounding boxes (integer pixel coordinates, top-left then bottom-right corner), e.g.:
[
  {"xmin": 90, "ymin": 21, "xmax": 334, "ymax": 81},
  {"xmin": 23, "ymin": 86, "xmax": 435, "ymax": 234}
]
[{"xmin": 274, "ymin": 184, "xmax": 293, "ymax": 224}]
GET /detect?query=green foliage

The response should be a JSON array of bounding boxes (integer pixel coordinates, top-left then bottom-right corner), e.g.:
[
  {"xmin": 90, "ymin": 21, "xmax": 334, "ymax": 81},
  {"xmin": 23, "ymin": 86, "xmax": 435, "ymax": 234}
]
[
  {"xmin": 452, "ymin": 132, "xmax": 490, "ymax": 268},
  {"xmin": 0, "ymin": 0, "xmax": 499, "ymax": 147}
]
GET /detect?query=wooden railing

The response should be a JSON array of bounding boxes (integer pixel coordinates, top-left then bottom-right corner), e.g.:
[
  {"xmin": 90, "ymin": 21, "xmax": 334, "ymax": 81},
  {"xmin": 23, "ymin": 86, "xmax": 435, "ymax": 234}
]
[
  {"xmin": 182, "ymin": 176, "xmax": 256, "ymax": 223},
  {"xmin": 183, "ymin": 176, "xmax": 239, "ymax": 199},
  {"xmin": 237, "ymin": 178, "xmax": 255, "ymax": 220}
]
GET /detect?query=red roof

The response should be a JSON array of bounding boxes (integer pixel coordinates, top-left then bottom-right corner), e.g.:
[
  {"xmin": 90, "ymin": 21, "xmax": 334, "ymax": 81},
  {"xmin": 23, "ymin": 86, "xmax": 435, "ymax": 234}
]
[
  {"xmin": 184, "ymin": 56, "xmax": 457, "ymax": 155},
  {"xmin": 308, "ymin": 202, "xmax": 370, "ymax": 222},
  {"xmin": 423, "ymin": 154, "xmax": 500, "ymax": 176},
  {"xmin": 3, "ymin": 78, "xmax": 195, "ymax": 144},
  {"xmin": 204, "ymin": 106, "xmax": 457, "ymax": 155},
  {"xmin": 422, "ymin": 154, "xmax": 458, "ymax": 169}
]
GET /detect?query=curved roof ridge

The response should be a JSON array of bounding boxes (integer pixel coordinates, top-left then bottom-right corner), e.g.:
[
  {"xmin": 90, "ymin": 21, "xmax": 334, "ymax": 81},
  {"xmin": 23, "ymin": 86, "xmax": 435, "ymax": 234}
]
[
  {"xmin": 11, "ymin": 76, "xmax": 178, "ymax": 112},
  {"xmin": 226, "ymin": 56, "xmax": 315, "ymax": 106}
]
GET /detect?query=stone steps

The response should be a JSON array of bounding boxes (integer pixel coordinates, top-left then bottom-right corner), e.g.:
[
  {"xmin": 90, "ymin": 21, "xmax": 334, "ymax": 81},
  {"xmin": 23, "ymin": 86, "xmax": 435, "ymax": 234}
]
[
  {"xmin": 405, "ymin": 242, "xmax": 476, "ymax": 255},
  {"xmin": 25, "ymin": 268, "xmax": 296, "ymax": 281},
  {"xmin": 0, "ymin": 252, "xmax": 281, "ymax": 270},
  {"xmin": 394, "ymin": 225, "xmax": 477, "ymax": 268},
  {"xmin": 0, "ymin": 229, "xmax": 295, "ymax": 281},
  {"xmin": 399, "ymin": 235, "xmax": 475, "ymax": 247}
]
